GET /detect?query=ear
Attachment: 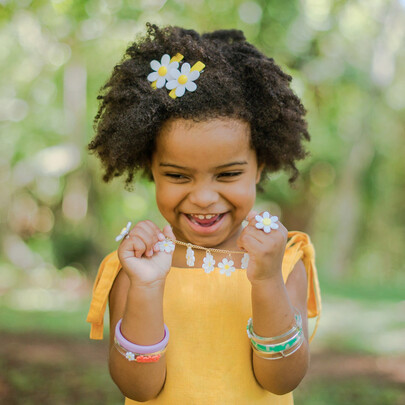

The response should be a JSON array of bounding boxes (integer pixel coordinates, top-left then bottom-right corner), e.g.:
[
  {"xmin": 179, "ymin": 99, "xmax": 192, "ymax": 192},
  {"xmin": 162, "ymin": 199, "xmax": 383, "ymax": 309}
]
[{"xmin": 256, "ymin": 164, "xmax": 265, "ymax": 184}]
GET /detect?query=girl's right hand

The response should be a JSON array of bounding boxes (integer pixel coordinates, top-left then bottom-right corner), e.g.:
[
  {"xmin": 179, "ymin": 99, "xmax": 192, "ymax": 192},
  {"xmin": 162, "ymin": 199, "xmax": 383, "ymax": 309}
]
[{"xmin": 117, "ymin": 221, "xmax": 175, "ymax": 286}]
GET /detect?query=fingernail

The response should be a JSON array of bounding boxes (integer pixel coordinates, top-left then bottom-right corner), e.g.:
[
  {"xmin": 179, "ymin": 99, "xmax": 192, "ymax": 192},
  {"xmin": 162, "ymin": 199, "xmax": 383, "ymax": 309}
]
[{"xmin": 158, "ymin": 233, "xmax": 165, "ymax": 240}]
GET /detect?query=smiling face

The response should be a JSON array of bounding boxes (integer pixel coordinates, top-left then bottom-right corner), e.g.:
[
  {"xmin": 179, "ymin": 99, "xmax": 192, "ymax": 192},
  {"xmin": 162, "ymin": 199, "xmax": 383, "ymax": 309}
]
[{"xmin": 151, "ymin": 118, "xmax": 262, "ymax": 250}]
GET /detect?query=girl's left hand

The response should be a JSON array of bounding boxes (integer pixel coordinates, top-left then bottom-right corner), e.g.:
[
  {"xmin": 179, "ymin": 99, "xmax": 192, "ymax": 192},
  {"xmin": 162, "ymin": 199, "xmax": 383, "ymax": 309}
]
[{"xmin": 237, "ymin": 210, "xmax": 288, "ymax": 283}]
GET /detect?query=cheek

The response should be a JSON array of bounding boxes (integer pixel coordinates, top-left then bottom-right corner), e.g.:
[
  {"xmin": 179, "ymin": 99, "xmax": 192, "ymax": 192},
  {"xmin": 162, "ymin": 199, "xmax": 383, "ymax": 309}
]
[
  {"xmin": 155, "ymin": 182, "xmax": 185, "ymax": 213},
  {"xmin": 225, "ymin": 178, "xmax": 257, "ymax": 208}
]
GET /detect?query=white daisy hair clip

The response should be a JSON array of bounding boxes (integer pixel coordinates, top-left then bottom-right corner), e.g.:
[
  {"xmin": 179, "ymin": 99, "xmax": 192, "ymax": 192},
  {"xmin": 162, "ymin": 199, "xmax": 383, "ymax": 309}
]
[
  {"xmin": 255, "ymin": 212, "xmax": 279, "ymax": 234},
  {"xmin": 147, "ymin": 53, "xmax": 205, "ymax": 99},
  {"xmin": 147, "ymin": 53, "xmax": 183, "ymax": 89}
]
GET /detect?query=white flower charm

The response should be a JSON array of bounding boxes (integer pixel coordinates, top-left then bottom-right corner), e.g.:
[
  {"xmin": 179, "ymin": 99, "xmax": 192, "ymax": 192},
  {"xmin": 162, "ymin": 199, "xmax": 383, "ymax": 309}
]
[
  {"xmin": 241, "ymin": 253, "xmax": 250, "ymax": 270},
  {"xmin": 125, "ymin": 351, "xmax": 135, "ymax": 361},
  {"xmin": 115, "ymin": 222, "xmax": 132, "ymax": 242},
  {"xmin": 186, "ymin": 246, "xmax": 195, "ymax": 267},
  {"xmin": 156, "ymin": 239, "xmax": 175, "ymax": 253},
  {"xmin": 255, "ymin": 212, "xmax": 279, "ymax": 234},
  {"xmin": 166, "ymin": 63, "xmax": 200, "ymax": 97},
  {"xmin": 147, "ymin": 54, "xmax": 181, "ymax": 89},
  {"xmin": 202, "ymin": 252, "xmax": 215, "ymax": 274},
  {"xmin": 218, "ymin": 258, "xmax": 235, "ymax": 277}
]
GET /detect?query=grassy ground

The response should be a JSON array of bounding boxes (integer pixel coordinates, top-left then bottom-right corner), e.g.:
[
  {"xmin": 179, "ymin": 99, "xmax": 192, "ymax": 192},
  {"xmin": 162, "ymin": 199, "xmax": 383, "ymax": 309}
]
[{"xmin": 0, "ymin": 297, "xmax": 404, "ymax": 404}]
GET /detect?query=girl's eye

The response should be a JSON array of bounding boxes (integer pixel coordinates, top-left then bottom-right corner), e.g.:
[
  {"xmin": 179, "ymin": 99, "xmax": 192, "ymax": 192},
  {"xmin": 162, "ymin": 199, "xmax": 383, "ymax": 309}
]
[
  {"xmin": 165, "ymin": 173, "xmax": 188, "ymax": 180},
  {"xmin": 217, "ymin": 172, "xmax": 243, "ymax": 179}
]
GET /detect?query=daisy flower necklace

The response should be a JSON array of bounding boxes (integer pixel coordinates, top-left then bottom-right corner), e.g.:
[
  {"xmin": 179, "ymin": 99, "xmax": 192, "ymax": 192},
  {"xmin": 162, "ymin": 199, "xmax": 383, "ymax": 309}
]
[{"xmin": 157, "ymin": 238, "xmax": 250, "ymax": 277}]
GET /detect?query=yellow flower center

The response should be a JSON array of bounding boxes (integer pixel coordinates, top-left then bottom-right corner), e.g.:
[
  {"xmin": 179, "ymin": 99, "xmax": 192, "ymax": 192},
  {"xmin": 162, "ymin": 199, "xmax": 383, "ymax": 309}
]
[
  {"xmin": 262, "ymin": 218, "xmax": 272, "ymax": 226},
  {"xmin": 224, "ymin": 264, "xmax": 229, "ymax": 270},
  {"xmin": 158, "ymin": 66, "xmax": 167, "ymax": 76},
  {"xmin": 178, "ymin": 75, "xmax": 188, "ymax": 85}
]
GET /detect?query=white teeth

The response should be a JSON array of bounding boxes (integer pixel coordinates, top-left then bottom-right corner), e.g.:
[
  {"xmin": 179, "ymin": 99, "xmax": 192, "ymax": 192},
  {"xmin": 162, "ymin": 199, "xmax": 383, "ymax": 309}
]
[{"xmin": 193, "ymin": 214, "xmax": 216, "ymax": 220}]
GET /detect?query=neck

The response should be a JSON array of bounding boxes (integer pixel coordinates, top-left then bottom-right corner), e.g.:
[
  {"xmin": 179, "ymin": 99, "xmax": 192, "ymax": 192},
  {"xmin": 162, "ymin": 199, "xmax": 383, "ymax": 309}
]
[{"xmin": 170, "ymin": 226, "xmax": 245, "ymax": 268}]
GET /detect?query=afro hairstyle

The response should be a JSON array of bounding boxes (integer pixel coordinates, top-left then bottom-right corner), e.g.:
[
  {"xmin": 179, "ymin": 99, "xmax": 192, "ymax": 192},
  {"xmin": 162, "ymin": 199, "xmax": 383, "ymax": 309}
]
[{"xmin": 88, "ymin": 23, "xmax": 310, "ymax": 187}]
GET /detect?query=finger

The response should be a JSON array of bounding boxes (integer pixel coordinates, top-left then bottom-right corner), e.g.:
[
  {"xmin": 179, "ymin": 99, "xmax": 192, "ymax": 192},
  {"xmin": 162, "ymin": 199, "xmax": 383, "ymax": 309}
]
[
  {"xmin": 246, "ymin": 210, "xmax": 258, "ymax": 222},
  {"xmin": 237, "ymin": 226, "xmax": 264, "ymax": 251},
  {"xmin": 138, "ymin": 220, "xmax": 165, "ymax": 242},
  {"xmin": 237, "ymin": 232, "xmax": 262, "ymax": 253},
  {"xmin": 144, "ymin": 220, "xmax": 166, "ymax": 241},
  {"xmin": 127, "ymin": 228, "xmax": 156, "ymax": 256},
  {"xmin": 153, "ymin": 225, "xmax": 175, "ymax": 253},
  {"xmin": 124, "ymin": 235, "xmax": 148, "ymax": 258},
  {"xmin": 134, "ymin": 222, "xmax": 165, "ymax": 254},
  {"xmin": 162, "ymin": 224, "xmax": 176, "ymax": 240}
]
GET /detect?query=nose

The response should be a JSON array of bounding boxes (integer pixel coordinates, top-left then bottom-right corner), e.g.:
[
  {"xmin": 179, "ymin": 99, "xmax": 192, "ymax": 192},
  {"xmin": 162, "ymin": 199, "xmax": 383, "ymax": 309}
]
[{"xmin": 188, "ymin": 183, "xmax": 219, "ymax": 208}]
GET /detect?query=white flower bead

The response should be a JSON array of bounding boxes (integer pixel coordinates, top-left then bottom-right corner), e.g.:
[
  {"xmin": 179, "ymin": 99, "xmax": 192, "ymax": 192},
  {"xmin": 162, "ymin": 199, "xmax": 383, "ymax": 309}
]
[
  {"xmin": 147, "ymin": 54, "xmax": 180, "ymax": 89},
  {"xmin": 241, "ymin": 253, "xmax": 250, "ymax": 270},
  {"xmin": 125, "ymin": 351, "xmax": 135, "ymax": 361},
  {"xmin": 166, "ymin": 63, "xmax": 200, "ymax": 97},
  {"xmin": 186, "ymin": 246, "xmax": 195, "ymax": 267},
  {"xmin": 156, "ymin": 239, "xmax": 175, "ymax": 253},
  {"xmin": 115, "ymin": 222, "xmax": 132, "ymax": 242},
  {"xmin": 218, "ymin": 258, "xmax": 235, "ymax": 277},
  {"xmin": 255, "ymin": 212, "xmax": 279, "ymax": 234},
  {"xmin": 202, "ymin": 252, "xmax": 215, "ymax": 274}
]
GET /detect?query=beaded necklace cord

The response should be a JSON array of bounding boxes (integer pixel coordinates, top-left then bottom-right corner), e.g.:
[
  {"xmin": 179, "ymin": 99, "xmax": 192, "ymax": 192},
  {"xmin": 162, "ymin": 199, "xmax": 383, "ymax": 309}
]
[
  {"xmin": 167, "ymin": 238, "xmax": 245, "ymax": 255},
  {"xmin": 158, "ymin": 238, "xmax": 250, "ymax": 274}
]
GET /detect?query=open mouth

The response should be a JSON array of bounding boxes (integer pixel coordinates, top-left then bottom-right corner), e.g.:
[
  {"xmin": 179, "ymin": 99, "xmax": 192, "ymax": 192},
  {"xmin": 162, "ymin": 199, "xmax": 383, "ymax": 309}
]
[{"xmin": 185, "ymin": 213, "xmax": 225, "ymax": 228}]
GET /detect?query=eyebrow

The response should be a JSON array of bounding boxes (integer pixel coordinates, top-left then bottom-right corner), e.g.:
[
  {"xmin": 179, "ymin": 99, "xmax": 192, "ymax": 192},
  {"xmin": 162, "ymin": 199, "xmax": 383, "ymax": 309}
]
[{"xmin": 159, "ymin": 161, "xmax": 248, "ymax": 170}]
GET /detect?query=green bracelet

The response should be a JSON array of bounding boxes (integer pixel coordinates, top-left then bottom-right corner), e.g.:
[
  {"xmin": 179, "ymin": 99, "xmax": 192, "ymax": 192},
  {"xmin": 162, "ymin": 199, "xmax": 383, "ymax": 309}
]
[
  {"xmin": 251, "ymin": 333, "xmax": 305, "ymax": 360},
  {"xmin": 250, "ymin": 328, "xmax": 303, "ymax": 353}
]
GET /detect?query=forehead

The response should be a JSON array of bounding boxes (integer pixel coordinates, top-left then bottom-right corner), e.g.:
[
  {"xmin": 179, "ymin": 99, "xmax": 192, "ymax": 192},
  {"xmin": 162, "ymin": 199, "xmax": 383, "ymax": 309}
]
[{"xmin": 153, "ymin": 118, "xmax": 256, "ymax": 168}]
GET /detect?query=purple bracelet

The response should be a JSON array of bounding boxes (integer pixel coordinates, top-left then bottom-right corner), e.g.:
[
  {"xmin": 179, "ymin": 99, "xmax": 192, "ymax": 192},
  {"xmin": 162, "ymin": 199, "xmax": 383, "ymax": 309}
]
[{"xmin": 115, "ymin": 319, "xmax": 169, "ymax": 355}]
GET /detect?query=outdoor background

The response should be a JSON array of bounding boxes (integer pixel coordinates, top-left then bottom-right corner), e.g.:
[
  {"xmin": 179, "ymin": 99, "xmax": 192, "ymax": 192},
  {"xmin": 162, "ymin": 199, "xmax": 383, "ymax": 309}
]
[{"xmin": 1, "ymin": 0, "xmax": 404, "ymax": 404}]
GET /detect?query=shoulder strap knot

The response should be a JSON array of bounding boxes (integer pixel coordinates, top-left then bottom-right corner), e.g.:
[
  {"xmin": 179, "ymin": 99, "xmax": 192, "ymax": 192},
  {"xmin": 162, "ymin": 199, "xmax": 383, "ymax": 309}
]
[{"xmin": 86, "ymin": 251, "xmax": 121, "ymax": 340}]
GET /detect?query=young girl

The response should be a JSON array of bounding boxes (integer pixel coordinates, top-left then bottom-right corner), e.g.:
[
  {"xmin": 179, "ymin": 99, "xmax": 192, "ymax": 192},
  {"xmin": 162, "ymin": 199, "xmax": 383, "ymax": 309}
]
[{"xmin": 86, "ymin": 23, "xmax": 321, "ymax": 404}]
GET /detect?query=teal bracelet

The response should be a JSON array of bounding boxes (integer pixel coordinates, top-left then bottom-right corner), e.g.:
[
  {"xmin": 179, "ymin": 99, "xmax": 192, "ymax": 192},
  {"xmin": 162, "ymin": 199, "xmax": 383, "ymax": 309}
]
[
  {"xmin": 251, "ymin": 333, "xmax": 305, "ymax": 360},
  {"xmin": 250, "ymin": 328, "xmax": 303, "ymax": 353}
]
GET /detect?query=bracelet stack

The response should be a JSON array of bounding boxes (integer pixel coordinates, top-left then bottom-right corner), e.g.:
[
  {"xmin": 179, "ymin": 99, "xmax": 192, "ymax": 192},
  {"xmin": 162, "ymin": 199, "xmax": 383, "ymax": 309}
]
[
  {"xmin": 114, "ymin": 319, "xmax": 169, "ymax": 363},
  {"xmin": 247, "ymin": 309, "xmax": 304, "ymax": 360}
]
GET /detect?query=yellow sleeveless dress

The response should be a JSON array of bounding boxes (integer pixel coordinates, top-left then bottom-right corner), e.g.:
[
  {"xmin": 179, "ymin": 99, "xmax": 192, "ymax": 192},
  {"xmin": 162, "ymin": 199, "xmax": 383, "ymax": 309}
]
[{"xmin": 87, "ymin": 231, "xmax": 321, "ymax": 404}]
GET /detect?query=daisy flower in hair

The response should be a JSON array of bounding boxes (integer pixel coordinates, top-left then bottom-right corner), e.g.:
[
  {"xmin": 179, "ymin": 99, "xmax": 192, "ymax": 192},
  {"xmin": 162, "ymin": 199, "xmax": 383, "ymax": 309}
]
[
  {"xmin": 147, "ymin": 54, "xmax": 181, "ymax": 89},
  {"xmin": 166, "ymin": 63, "xmax": 201, "ymax": 97}
]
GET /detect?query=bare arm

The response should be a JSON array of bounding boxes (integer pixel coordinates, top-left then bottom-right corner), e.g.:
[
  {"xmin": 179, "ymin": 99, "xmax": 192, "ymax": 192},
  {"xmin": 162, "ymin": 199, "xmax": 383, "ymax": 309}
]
[
  {"xmin": 108, "ymin": 271, "xmax": 167, "ymax": 402},
  {"xmin": 251, "ymin": 259, "xmax": 309, "ymax": 394},
  {"xmin": 237, "ymin": 211, "xmax": 310, "ymax": 395},
  {"xmin": 108, "ymin": 221, "xmax": 175, "ymax": 402}
]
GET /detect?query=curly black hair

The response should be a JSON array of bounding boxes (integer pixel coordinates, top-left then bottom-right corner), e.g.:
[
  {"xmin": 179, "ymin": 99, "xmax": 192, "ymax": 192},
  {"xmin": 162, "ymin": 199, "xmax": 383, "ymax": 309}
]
[{"xmin": 88, "ymin": 23, "xmax": 309, "ymax": 187}]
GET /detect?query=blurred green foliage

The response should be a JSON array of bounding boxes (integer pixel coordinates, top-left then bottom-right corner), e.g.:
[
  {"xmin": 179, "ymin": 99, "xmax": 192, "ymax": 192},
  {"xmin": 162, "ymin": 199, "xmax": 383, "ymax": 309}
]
[{"xmin": 0, "ymin": 0, "xmax": 404, "ymax": 302}]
